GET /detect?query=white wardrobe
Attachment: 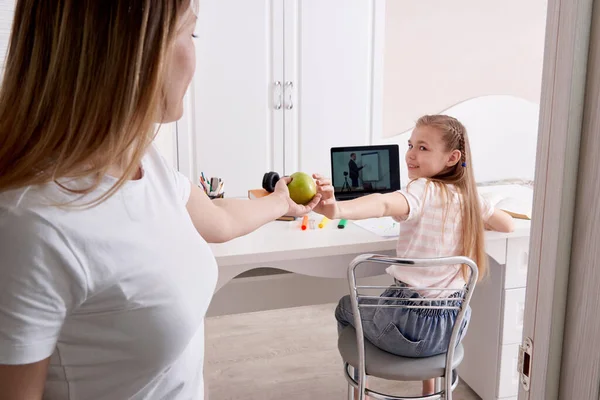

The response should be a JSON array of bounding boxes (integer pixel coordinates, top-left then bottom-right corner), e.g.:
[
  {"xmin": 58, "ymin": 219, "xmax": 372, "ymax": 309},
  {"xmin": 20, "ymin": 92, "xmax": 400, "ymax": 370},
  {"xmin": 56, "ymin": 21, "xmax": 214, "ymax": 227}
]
[{"xmin": 180, "ymin": 0, "xmax": 379, "ymax": 197}]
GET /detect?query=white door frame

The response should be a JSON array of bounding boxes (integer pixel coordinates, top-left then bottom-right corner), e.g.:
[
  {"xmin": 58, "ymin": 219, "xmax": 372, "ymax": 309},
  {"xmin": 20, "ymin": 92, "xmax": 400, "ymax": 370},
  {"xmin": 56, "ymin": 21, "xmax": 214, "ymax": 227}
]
[{"xmin": 519, "ymin": 0, "xmax": 593, "ymax": 398}]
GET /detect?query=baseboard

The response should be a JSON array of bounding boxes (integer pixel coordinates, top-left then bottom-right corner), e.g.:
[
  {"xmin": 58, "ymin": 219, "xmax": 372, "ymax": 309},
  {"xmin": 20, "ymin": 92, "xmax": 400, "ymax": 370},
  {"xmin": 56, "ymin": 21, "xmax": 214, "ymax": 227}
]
[{"xmin": 207, "ymin": 272, "xmax": 392, "ymax": 317}]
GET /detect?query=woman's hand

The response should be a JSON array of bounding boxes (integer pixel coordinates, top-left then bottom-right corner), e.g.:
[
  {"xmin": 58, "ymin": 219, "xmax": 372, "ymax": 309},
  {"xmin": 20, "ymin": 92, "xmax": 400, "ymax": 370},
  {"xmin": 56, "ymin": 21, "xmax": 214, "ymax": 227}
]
[
  {"xmin": 312, "ymin": 173, "xmax": 340, "ymax": 219},
  {"xmin": 273, "ymin": 176, "xmax": 321, "ymax": 217}
]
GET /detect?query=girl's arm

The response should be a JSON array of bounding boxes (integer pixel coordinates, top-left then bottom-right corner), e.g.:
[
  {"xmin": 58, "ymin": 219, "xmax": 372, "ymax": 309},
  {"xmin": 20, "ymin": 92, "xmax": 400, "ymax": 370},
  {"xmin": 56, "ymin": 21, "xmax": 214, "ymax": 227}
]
[
  {"xmin": 485, "ymin": 208, "xmax": 515, "ymax": 233},
  {"xmin": 312, "ymin": 174, "xmax": 409, "ymax": 220}
]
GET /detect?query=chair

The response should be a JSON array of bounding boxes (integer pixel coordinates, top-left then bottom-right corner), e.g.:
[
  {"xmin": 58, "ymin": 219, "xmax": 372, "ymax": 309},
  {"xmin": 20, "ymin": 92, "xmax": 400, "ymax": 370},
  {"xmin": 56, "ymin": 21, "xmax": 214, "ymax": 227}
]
[{"xmin": 337, "ymin": 254, "xmax": 478, "ymax": 400}]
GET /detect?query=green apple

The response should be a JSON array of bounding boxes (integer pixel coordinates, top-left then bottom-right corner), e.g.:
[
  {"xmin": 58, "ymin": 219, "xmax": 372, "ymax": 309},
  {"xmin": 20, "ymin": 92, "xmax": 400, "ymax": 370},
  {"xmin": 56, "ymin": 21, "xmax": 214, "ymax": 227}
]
[{"xmin": 287, "ymin": 172, "xmax": 317, "ymax": 205}]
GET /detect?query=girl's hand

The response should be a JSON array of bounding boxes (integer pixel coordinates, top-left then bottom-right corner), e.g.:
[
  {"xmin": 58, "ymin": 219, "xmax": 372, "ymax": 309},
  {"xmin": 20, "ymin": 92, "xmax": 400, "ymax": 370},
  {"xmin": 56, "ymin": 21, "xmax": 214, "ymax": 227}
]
[
  {"xmin": 273, "ymin": 176, "xmax": 322, "ymax": 217},
  {"xmin": 312, "ymin": 173, "xmax": 340, "ymax": 219}
]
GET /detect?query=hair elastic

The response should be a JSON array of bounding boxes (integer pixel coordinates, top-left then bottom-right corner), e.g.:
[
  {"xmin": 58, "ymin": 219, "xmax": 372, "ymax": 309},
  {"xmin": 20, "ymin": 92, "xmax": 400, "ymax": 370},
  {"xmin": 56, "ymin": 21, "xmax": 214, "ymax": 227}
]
[{"xmin": 461, "ymin": 162, "xmax": 467, "ymax": 167}]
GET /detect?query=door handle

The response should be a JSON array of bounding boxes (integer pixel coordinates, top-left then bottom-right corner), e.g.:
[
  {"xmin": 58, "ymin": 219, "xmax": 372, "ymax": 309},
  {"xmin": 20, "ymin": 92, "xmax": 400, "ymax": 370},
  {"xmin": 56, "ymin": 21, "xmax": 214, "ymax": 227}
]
[
  {"xmin": 273, "ymin": 81, "xmax": 282, "ymax": 110},
  {"xmin": 284, "ymin": 81, "xmax": 293, "ymax": 110}
]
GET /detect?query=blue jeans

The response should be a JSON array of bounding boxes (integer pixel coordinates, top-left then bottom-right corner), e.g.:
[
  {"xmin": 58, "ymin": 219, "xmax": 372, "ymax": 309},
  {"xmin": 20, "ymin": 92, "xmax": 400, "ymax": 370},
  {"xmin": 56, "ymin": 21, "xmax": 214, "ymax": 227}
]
[{"xmin": 335, "ymin": 285, "xmax": 471, "ymax": 358}]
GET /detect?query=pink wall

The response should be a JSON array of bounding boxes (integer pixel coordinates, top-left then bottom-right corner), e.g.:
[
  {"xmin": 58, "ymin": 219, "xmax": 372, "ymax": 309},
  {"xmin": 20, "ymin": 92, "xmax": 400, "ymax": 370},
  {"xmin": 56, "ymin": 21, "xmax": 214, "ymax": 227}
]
[{"xmin": 382, "ymin": 0, "xmax": 547, "ymax": 137}]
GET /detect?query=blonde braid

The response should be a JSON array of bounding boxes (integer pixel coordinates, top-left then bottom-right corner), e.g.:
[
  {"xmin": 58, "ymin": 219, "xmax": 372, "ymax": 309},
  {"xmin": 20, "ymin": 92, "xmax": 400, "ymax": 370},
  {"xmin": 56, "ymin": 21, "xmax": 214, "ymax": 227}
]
[
  {"xmin": 458, "ymin": 132, "xmax": 466, "ymax": 166},
  {"xmin": 449, "ymin": 120, "xmax": 467, "ymax": 167}
]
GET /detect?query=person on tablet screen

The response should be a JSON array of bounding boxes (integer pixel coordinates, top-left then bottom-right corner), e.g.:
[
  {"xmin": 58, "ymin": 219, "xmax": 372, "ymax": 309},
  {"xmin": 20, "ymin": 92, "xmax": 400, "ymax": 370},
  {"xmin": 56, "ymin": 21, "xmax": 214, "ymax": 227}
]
[{"xmin": 348, "ymin": 153, "xmax": 366, "ymax": 188}]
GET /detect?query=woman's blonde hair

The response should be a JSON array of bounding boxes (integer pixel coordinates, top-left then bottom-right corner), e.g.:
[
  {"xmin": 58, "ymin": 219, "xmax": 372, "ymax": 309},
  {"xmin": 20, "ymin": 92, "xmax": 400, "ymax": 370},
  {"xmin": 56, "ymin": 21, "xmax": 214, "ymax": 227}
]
[
  {"xmin": 0, "ymin": 0, "xmax": 192, "ymax": 205},
  {"xmin": 415, "ymin": 115, "xmax": 487, "ymax": 281}
]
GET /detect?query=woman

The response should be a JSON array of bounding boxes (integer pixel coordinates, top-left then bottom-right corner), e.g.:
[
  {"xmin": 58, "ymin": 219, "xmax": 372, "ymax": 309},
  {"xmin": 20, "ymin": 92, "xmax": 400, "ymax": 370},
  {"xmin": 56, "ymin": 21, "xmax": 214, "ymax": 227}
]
[{"xmin": 0, "ymin": 1, "xmax": 319, "ymax": 398}]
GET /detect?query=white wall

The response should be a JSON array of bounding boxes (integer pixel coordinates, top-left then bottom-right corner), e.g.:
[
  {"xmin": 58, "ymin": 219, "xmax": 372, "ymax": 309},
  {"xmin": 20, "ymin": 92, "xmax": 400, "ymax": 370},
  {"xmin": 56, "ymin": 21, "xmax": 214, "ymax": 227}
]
[{"xmin": 373, "ymin": 0, "xmax": 547, "ymax": 187}]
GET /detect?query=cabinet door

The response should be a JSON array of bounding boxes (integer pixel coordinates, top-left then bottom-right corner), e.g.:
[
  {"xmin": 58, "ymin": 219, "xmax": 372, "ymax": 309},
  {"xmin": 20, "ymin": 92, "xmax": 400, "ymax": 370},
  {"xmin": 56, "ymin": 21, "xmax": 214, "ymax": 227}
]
[
  {"xmin": 191, "ymin": 0, "xmax": 284, "ymax": 198},
  {"xmin": 501, "ymin": 288, "xmax": 526, "ymax": 345},
  {"xmin": 497, "ymin": 343, "xmax": 521, "ymax": 398},
  {"xmin": 283, "ymin": 0, "xmax": 377, "ymax": 176},
  {"xmin": 505, "ymin": 237, "xmax": 530, "ymax": 289}
]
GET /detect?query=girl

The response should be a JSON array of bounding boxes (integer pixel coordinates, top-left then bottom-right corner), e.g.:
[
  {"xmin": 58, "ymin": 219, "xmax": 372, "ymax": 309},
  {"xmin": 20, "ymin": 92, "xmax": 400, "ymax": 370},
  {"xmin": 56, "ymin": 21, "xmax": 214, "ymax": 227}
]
[
  {"xmin": 313, "ymin": 114, "xmax": 514, "ymax": 396},
  {"xmin": 0, "ymin": 1, "xmax": 319, "ymax": 399}
]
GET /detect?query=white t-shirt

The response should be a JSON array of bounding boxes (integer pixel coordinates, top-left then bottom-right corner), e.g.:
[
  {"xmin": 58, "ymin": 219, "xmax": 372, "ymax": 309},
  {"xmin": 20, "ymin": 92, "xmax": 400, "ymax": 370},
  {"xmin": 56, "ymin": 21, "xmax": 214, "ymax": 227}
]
[
  {"xmin": 387, "ymin": 178, "xmax": 494, "ymax": 294},
  {"xmin": 0, "ymin": 145, "xmax": 217, "ymax": 399}
]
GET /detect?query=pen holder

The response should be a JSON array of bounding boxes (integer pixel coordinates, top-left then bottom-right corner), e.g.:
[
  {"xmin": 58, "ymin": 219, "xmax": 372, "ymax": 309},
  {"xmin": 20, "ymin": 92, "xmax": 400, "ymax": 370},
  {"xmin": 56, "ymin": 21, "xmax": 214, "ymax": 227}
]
[{"xmin": 209, "ymin": 192, "xmax": 225, "ymax": 200}]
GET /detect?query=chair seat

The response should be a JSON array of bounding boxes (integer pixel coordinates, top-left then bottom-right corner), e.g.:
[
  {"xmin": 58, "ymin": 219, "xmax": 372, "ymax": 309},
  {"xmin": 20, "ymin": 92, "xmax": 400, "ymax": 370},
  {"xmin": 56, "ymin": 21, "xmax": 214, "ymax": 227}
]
[{"xmin": 337, "ymin": 326, "xmax": 464, "ymax": 381}]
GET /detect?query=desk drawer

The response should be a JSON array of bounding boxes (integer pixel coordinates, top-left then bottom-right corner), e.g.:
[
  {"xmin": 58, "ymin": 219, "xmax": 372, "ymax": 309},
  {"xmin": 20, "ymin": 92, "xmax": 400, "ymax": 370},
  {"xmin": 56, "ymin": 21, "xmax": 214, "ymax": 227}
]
[
  {"xmin": 505, "ymin": 237, "xmax": 529, "ymax": 289},
  {"xmin": 497, "ymin": 343, "xmax": 520, "ymax": 398},
  {"xmin": 502, "ymin": 288, "xmax": 526, "ymax": 344}
]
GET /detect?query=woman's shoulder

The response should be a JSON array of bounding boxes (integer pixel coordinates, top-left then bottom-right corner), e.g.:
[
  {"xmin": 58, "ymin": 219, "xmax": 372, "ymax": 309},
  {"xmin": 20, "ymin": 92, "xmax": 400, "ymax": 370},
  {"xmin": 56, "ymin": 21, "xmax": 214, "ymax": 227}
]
[
  {"xmin": 143, "ymin": 144, "xmax": 192, "ymax": 204},
  {"xmin": 143, "ymin": 143, "xmax": 173, "ymax": 173}
]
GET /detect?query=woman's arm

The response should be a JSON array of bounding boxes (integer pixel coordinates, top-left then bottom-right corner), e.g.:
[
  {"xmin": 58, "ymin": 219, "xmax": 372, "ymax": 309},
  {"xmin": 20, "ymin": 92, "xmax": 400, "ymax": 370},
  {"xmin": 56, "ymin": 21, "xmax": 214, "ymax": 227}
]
[
  {"xmin": 485, "ymin": 208, "xmax": 515, "ymax": 233},
  {"xmin": 312, "ymin": 174, "xmax": 409, "ymax": 220},
  {"xmin": 186, "ymin": 176, "xmax": 321, "ymax": 243},
  {"xmin": 0, "ymin": 359, "xmax": 50, "ymax": 400}
]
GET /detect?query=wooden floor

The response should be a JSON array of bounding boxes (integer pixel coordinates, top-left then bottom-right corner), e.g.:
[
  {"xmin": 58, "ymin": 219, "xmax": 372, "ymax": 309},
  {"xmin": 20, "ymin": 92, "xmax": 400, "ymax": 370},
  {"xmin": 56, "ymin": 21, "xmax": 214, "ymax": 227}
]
[{"xmin": 205, "ymin": 303, "xmax": 481, "ymax": 399}]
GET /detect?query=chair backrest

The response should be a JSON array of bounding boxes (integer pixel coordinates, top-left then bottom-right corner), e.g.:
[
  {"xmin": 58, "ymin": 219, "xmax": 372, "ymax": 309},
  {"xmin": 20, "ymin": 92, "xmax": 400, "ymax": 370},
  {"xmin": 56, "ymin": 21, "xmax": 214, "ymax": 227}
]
[{"xmin": 347, "ymin": 254, "xmax": 478, "ymax": 399}]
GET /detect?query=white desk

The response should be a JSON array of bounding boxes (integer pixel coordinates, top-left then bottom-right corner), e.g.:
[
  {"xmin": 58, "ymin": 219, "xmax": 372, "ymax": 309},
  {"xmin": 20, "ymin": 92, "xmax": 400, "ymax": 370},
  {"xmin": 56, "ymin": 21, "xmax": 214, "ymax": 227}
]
[
  {"xmin": 209, "ymin": 215, "xmax": 531, "ymax": 400},
  {"xmin": 210, "ymin": 214, "xmax": 528, "ymax": 288}
]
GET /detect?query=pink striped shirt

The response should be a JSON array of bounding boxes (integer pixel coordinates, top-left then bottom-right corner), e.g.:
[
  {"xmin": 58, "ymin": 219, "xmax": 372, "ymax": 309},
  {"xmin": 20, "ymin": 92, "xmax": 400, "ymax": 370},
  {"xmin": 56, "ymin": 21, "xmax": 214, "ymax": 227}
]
[{"xmin": 386, "ymin": 178, "xmax": 494, "ymax": 295}]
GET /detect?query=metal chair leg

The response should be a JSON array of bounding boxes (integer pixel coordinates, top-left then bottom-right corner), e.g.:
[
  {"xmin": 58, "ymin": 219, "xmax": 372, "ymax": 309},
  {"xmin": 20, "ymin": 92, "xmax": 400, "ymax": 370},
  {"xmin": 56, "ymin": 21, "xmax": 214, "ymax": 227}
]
[
  {"xmin": 347, "ymin": 365, "xmax": 356, "ymax": 400},
  {"xmin": 434, "ymin": 377, "xmax": 443, "ymax": 393}
]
